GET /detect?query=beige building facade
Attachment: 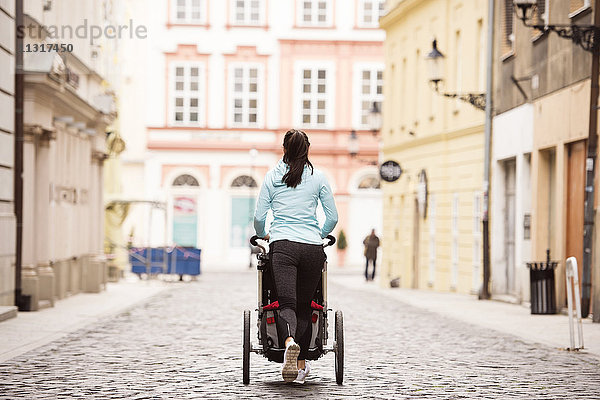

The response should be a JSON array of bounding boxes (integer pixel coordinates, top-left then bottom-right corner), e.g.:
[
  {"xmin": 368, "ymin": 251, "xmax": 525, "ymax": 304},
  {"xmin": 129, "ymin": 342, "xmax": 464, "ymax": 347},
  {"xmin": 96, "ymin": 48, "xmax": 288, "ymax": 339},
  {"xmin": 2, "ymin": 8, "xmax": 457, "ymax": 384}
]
[
  {"xmin": 16, "ymin": 0, "xmax": 119, "ymax": 310},
  {"xmin": 491, "ymin": 0, "xmax": 597, "ymax": 312},
  {"xmin": 380, "ymin": 0, "xmax": 488, "ymax": 294}
]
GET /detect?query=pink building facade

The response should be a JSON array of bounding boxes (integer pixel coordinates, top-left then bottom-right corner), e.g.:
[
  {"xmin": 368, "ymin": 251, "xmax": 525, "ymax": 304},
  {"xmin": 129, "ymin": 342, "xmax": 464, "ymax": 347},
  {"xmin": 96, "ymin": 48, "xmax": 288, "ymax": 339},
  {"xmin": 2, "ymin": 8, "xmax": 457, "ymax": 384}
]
[{"xmin": 138, "ymin": 0, "xmax": 385, "ymax": 267}]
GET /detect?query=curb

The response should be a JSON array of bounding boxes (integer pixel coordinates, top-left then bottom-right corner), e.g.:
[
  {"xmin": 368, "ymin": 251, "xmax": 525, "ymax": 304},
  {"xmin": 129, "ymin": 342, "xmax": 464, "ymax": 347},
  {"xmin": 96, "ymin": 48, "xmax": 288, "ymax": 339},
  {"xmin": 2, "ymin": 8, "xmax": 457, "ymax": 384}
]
[{"xmin": 0, "ymin": 306, "xmax": 18, "ymax": 323}]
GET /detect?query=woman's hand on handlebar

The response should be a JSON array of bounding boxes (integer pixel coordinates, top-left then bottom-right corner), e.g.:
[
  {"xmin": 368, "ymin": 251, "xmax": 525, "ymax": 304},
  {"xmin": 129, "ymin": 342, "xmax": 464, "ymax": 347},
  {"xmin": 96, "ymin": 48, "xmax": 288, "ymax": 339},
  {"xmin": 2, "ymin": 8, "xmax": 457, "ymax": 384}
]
[{"xmin": 260, "ymin": 234, "xmax": 270, "ymax": 241}]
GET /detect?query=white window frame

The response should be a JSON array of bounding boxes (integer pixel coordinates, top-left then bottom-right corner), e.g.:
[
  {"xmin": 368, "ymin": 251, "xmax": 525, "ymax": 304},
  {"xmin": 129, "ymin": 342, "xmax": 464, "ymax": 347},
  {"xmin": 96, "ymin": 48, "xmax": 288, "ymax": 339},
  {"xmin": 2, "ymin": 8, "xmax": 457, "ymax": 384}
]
[
  {"xmin": 570, "ymin": 0, "xmax": 591, "ymax": 18},
  {"xmin": 540, "ymin": 0, "xmax": 549, "ymax": 25},
  {"xmin": 228, "ymin": 63, "xmax": 264, "ymax": 128},
  {"xmin": 297, "ymin": 0, "xmax": 333, "ymax": 27},
  {"xmin": 477, "ymin": 20, "xmax": 486, "ymax": 92},
  {"xmin": 357, "ymin": 0, "xmax": 385, "ymax": 28},
  {"xmin": 294, "ymin": 61, "xmax": 336, "ymax": 129},
  {"xmin": 231, "ymin": 0, "xmax": 265, "ymax": 25},
  {"xmin": 172, "ymin": 0, "xmax": 207, "ymax": 24},
  {"xmin": 352, "ymin": 62, "xmax": 384, "ymax": 129},
  {"xmin": 453, "ymin": 30, "xmax": 462, "ymax": 111},
  {"xmin": 169, "ymin": 62, "xmax": 206, "ymax": 126}
]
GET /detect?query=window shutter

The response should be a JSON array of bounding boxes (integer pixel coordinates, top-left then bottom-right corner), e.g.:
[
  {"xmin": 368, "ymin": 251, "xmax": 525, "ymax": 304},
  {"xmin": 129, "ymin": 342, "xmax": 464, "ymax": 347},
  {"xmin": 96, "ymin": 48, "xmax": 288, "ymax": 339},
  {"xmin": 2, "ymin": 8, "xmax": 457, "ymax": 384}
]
[
  {"xmin": 570, "ymin": 0, "xmax": 585, "ymax": 14},
  {"xmin": 537, "ymin": 0, "xmax": 546, "ymax": 19},
  {"xmin": 501, "ymin": 0, "xmax": 514, "ymax": 55},
  {"xmin": 531, "ymin": 0, "xmax": 546, "ymax": 35}
]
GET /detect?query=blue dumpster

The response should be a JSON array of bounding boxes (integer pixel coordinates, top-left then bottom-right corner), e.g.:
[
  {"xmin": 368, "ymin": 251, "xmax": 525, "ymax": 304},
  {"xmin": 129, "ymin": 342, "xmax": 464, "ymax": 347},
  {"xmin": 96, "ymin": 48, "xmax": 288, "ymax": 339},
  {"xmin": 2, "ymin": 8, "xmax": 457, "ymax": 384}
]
[
  {"xmin": 130, "ymin": 247, "xmax": 201, "ymax": 277},
  {"xmin": 130, "ymin": 247, "xmax": 168, "ymax": 275},
  {"xmin": 171, "ymin": 247, "xmax": 201, "ymax": 276}
]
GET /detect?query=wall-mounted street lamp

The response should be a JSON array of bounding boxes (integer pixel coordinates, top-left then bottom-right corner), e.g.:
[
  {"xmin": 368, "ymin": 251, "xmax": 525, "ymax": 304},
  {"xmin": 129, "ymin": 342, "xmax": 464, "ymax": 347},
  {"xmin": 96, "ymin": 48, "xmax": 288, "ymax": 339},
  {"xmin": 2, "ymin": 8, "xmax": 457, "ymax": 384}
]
[
  {"xmin": 348, "ymin": 130, "xmax": 377, "ymax": 166},
  {"xmin": 513, "ymin": 0, "xmax": 600, "ymax": 53},
  {"xmin": 426, "ymin": 39, "xmax": 486, "ymax": 111},
  {"xmin": 348, "ymin": 130, "xmax": 360, "ymax": 158},
  {"xmin": 348, "ymin": 102, "xmax": 382, "ymax": 165},
  {"xmin": 367, "ymin": 101, "xmax": 383, "ymax": 136}
]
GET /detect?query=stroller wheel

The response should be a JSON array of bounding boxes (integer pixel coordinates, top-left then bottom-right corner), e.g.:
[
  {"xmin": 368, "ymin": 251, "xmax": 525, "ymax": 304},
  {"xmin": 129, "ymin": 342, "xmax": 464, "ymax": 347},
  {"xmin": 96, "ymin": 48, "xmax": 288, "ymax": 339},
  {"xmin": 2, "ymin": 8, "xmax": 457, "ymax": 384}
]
[
  {"xmin": 334, "ymin": 310, "xmax": 344, "ymax": 385},
  {"xmin": 243, "ymin": 309, "xmax": 251, "ymax": 384}
]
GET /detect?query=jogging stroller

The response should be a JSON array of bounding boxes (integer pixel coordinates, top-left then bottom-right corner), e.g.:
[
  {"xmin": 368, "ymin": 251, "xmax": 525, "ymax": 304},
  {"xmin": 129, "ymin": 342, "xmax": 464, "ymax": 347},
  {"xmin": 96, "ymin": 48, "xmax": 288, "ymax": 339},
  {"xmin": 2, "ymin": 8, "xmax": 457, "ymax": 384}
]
[{"xmin": 242, "ymin": 235, "xmax": 344, "ymax": 385}]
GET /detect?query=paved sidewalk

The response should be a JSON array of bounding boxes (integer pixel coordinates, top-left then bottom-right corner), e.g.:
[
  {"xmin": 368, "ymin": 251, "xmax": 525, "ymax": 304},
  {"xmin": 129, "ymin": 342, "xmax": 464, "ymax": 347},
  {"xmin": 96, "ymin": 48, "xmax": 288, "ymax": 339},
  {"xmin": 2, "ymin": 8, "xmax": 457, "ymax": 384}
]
[
  {"xmin": 0, "ymin": 277, "xmax": 169, "ymax": 362},
  {"xmin": 329, "ymin": 270, "xmax": 600, "ymax": 360}
]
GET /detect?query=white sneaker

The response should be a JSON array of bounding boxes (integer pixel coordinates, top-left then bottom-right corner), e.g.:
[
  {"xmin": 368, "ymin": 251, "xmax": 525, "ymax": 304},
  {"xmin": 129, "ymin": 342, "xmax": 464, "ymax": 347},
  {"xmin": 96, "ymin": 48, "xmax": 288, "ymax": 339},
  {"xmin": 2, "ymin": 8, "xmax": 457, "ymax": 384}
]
[
  {"xmin": 282, "ymin": 340, "xmax": 300, "ymax": 382},
  {"xmin": 295, "ymin": 361, "xmax": 311, "ymax": 384}
]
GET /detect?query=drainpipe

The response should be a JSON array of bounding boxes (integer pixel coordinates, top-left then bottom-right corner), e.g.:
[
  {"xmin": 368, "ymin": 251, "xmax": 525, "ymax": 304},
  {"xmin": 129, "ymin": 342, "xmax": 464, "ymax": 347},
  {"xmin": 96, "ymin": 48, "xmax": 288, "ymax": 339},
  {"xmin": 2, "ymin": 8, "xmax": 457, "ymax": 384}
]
[
  {"xmin": 14, "ymin": 0, "xmax": 29, "ymax": 310},
  {"xmin": 480, "ymin": 0, "xmax": 495, "ymax": 300},
  {"xmin": 582, "ymin": 0, "xmax": 600, "ymax": 320}
]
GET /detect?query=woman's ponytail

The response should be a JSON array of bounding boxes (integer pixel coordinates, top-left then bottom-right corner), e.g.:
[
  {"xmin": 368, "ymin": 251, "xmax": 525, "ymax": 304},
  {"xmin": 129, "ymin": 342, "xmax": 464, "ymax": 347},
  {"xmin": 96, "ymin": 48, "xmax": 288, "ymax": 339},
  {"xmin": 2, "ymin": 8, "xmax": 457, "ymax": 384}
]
[{"xmin": 282, "ymin": 129, "xmax": 314, "ymax": 188}]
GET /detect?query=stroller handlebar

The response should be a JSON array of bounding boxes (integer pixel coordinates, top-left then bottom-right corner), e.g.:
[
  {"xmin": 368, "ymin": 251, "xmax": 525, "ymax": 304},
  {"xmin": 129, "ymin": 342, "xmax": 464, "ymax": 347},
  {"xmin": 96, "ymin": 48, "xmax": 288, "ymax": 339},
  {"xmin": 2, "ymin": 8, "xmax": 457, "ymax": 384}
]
[
  {"xmin": 250, "ymin": 235, "xmax": 267, "ymax": 254},
  {"xmin": 323, "ymin": 235, "xmax": 336, "ymax": 248},
  {"xmin": 250, "ymin": 234, "xmax": 337, "ymax": 251},
  {"xmin": 249, "ymin": 235, "xmax": 261, "ymax": 247}
]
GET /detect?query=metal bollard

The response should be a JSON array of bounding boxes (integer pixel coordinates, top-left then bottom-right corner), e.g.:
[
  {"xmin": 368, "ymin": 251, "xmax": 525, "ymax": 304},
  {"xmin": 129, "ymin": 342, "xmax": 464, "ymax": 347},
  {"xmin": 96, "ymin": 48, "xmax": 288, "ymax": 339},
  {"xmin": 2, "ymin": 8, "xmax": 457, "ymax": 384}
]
[{"xmin": 565, "ymin": 257, "xmax": 584, "ymax": 351}]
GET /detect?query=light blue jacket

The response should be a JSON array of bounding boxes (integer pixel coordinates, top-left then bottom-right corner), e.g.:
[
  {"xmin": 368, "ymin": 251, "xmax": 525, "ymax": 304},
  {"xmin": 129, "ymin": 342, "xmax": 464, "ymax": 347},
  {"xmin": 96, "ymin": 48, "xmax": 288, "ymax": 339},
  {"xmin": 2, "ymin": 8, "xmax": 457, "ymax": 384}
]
[{"xmin": 254, "ymin": 159, "xmax": 338, "ymax": 245}]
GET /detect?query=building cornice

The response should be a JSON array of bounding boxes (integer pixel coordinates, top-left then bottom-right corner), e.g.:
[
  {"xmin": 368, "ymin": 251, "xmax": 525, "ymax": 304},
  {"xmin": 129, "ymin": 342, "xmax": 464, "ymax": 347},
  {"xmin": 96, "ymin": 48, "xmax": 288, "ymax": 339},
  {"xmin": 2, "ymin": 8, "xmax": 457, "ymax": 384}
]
[
  {"xmin": 379, "ymin": 0, "xmax": 424, "ymax": 30},
  {"xmin": 147, "ymin": 141, "xmax": 379, "ymax": 157},
  {"xmin": 24, "ymin": 74, "xmax": 113, "ymax": 126},
  {"xmin": 383, "ymin": 123, "xmax": 484, "ymax": 153},
  {"xmin": 23, "ymin": 14, "xmax": 104, "ymax": 83},
  {"xmin": 278, "ymin": 39, "xmax": 383, "ymax": 46},
  {"xmin": 147, "ymin": 126, "xmax": 380, "ymax": 135}
]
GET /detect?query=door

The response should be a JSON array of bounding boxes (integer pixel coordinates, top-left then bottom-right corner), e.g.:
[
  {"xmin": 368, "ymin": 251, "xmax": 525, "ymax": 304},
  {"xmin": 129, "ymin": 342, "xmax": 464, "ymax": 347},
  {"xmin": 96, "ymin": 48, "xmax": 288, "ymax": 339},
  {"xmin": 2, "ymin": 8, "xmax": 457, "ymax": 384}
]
[
  {"xmin": 231, "ymin": 196, "xmax": 256, "ymax": 248},
  {"xmin": 412, "ymin": 198, "xmax": 420, "ymax": 288},
  {"xmin": 173, "ymin": 195, "xmax": 198, "ymax": 247},
  {"xmin": 504, "ymin": 160, "xmax": 516, "ymax": 294},
  {"xmin": 566, "ymin": 141, "xmax": 586, "ymax": 291}
]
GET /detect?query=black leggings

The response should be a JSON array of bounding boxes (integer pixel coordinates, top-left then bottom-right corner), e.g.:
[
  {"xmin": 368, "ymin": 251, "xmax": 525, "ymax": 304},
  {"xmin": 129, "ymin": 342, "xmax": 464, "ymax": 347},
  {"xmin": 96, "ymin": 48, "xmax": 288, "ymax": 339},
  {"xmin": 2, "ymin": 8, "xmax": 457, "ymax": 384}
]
[{"xmin": 270, "ymin": 240, "xmax": 326, "ymax": 359}]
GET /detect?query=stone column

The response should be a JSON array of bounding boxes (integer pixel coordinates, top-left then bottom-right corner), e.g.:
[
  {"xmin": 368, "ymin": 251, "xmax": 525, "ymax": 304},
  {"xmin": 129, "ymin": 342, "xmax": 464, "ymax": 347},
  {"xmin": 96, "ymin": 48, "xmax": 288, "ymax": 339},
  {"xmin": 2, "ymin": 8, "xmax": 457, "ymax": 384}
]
[
  {"xmin": 35, "ymin": 130, "xmax": 55, "ymax": 306},
  {"xmin": 84, "ymin": 148, "xmax": 108, "ymax": 291},
  {"xmin": 21, "ymin": 128, "xmax": 38, "ymax": 310},
  {"xmin": 21, "ymin": 264, "xmax": 38, "ymax": 311},
  {"xmin": 91, "ymin": 148, "xmax": 106, "ymax": 255},
  {"xmin": 53, "ymin": 259, "xmax": 68, "ymax": 300}
]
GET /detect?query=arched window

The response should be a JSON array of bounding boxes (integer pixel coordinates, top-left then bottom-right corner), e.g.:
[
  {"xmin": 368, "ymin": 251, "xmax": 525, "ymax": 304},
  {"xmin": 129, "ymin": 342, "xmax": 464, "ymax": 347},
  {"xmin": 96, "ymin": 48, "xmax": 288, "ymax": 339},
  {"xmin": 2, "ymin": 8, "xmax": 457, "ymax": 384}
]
[
  {"xmin": 358, "ymin": 176, "xmax": 381, "ymax": 189},
  {"xmin": 231, "ymin": 175, "xmax": 257, "ymax": 188},
  {"xmin": 172, "ymin": 174, "xmax": 200, "ymax": 186}
]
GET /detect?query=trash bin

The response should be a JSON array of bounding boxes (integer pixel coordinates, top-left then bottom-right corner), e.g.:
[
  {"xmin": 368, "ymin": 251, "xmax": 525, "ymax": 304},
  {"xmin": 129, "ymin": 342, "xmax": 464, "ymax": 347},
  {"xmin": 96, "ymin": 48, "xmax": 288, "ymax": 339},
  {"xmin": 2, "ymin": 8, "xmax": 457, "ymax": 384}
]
[{"xmin": 526, "ymin": 249, "xmax": 558, "ymax": 314}]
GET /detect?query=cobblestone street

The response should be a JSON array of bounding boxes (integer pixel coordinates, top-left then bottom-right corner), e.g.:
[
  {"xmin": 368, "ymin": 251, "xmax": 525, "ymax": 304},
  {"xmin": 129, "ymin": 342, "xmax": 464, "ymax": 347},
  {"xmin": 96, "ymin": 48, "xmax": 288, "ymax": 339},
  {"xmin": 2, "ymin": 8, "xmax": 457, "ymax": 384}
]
[{"xmin": 1, "ymin": 270, "xmax": 599, "ymax": 399}]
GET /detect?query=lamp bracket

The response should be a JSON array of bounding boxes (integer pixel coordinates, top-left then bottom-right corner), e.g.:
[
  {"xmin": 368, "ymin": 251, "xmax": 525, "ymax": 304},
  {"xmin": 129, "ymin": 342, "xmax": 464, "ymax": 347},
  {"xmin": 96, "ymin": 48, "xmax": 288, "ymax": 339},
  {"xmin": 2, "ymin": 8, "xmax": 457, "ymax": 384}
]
[
  {"xmin": 434, "ymin": 90, "xmax": 486, "ymax": 112},
  {"xmin": 510, "ymin": 75, "xmax": 530, "ymax": 100},
  {"xmin": 430, "ymin": 82, "xmax": 486, "ymax": 111},
  {"xmin": 521, "ymin": 22, "xmax": 600, "ymax": 53}
]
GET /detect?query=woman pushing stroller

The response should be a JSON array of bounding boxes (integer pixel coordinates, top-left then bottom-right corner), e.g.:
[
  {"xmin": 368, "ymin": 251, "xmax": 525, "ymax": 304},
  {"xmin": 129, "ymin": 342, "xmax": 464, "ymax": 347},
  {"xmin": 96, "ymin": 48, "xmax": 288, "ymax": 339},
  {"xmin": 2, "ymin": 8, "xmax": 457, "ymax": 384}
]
[{"xmin": 253, "ymin": 129, "xmax": 338, "ymax": 383}]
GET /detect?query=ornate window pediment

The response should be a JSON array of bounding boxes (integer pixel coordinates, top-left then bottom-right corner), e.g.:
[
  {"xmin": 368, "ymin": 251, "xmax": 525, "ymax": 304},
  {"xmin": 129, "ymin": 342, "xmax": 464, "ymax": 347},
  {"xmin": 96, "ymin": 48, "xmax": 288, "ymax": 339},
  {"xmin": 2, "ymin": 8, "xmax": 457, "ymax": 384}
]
[
  {"xmin": 358, "ymin": 176, "xmax": 381, "ymax": 189},
  {"xmin": 173, "ymin": 174, "xmax": 200, "ymax": 186},
  {"xmin": 231, "ymin": 175, "xmax": 257, "ymax": 188}
]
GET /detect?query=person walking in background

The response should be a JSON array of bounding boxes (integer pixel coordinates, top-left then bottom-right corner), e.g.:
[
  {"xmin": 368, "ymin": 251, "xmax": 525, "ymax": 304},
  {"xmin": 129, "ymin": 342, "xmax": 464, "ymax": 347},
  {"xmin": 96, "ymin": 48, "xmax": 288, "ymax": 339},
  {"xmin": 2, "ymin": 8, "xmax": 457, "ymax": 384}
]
[{"xmin": 363, "ymin": 229, "xmax": 380, "ymax": 281}]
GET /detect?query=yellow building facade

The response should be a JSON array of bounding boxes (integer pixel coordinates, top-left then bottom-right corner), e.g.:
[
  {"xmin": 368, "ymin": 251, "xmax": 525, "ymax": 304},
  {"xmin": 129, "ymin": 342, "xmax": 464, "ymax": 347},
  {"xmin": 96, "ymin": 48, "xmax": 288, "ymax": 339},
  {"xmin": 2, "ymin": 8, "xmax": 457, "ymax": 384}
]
[{"xmin": 380, "ymin": 0, "xmax": 488, "ymax": 293}]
